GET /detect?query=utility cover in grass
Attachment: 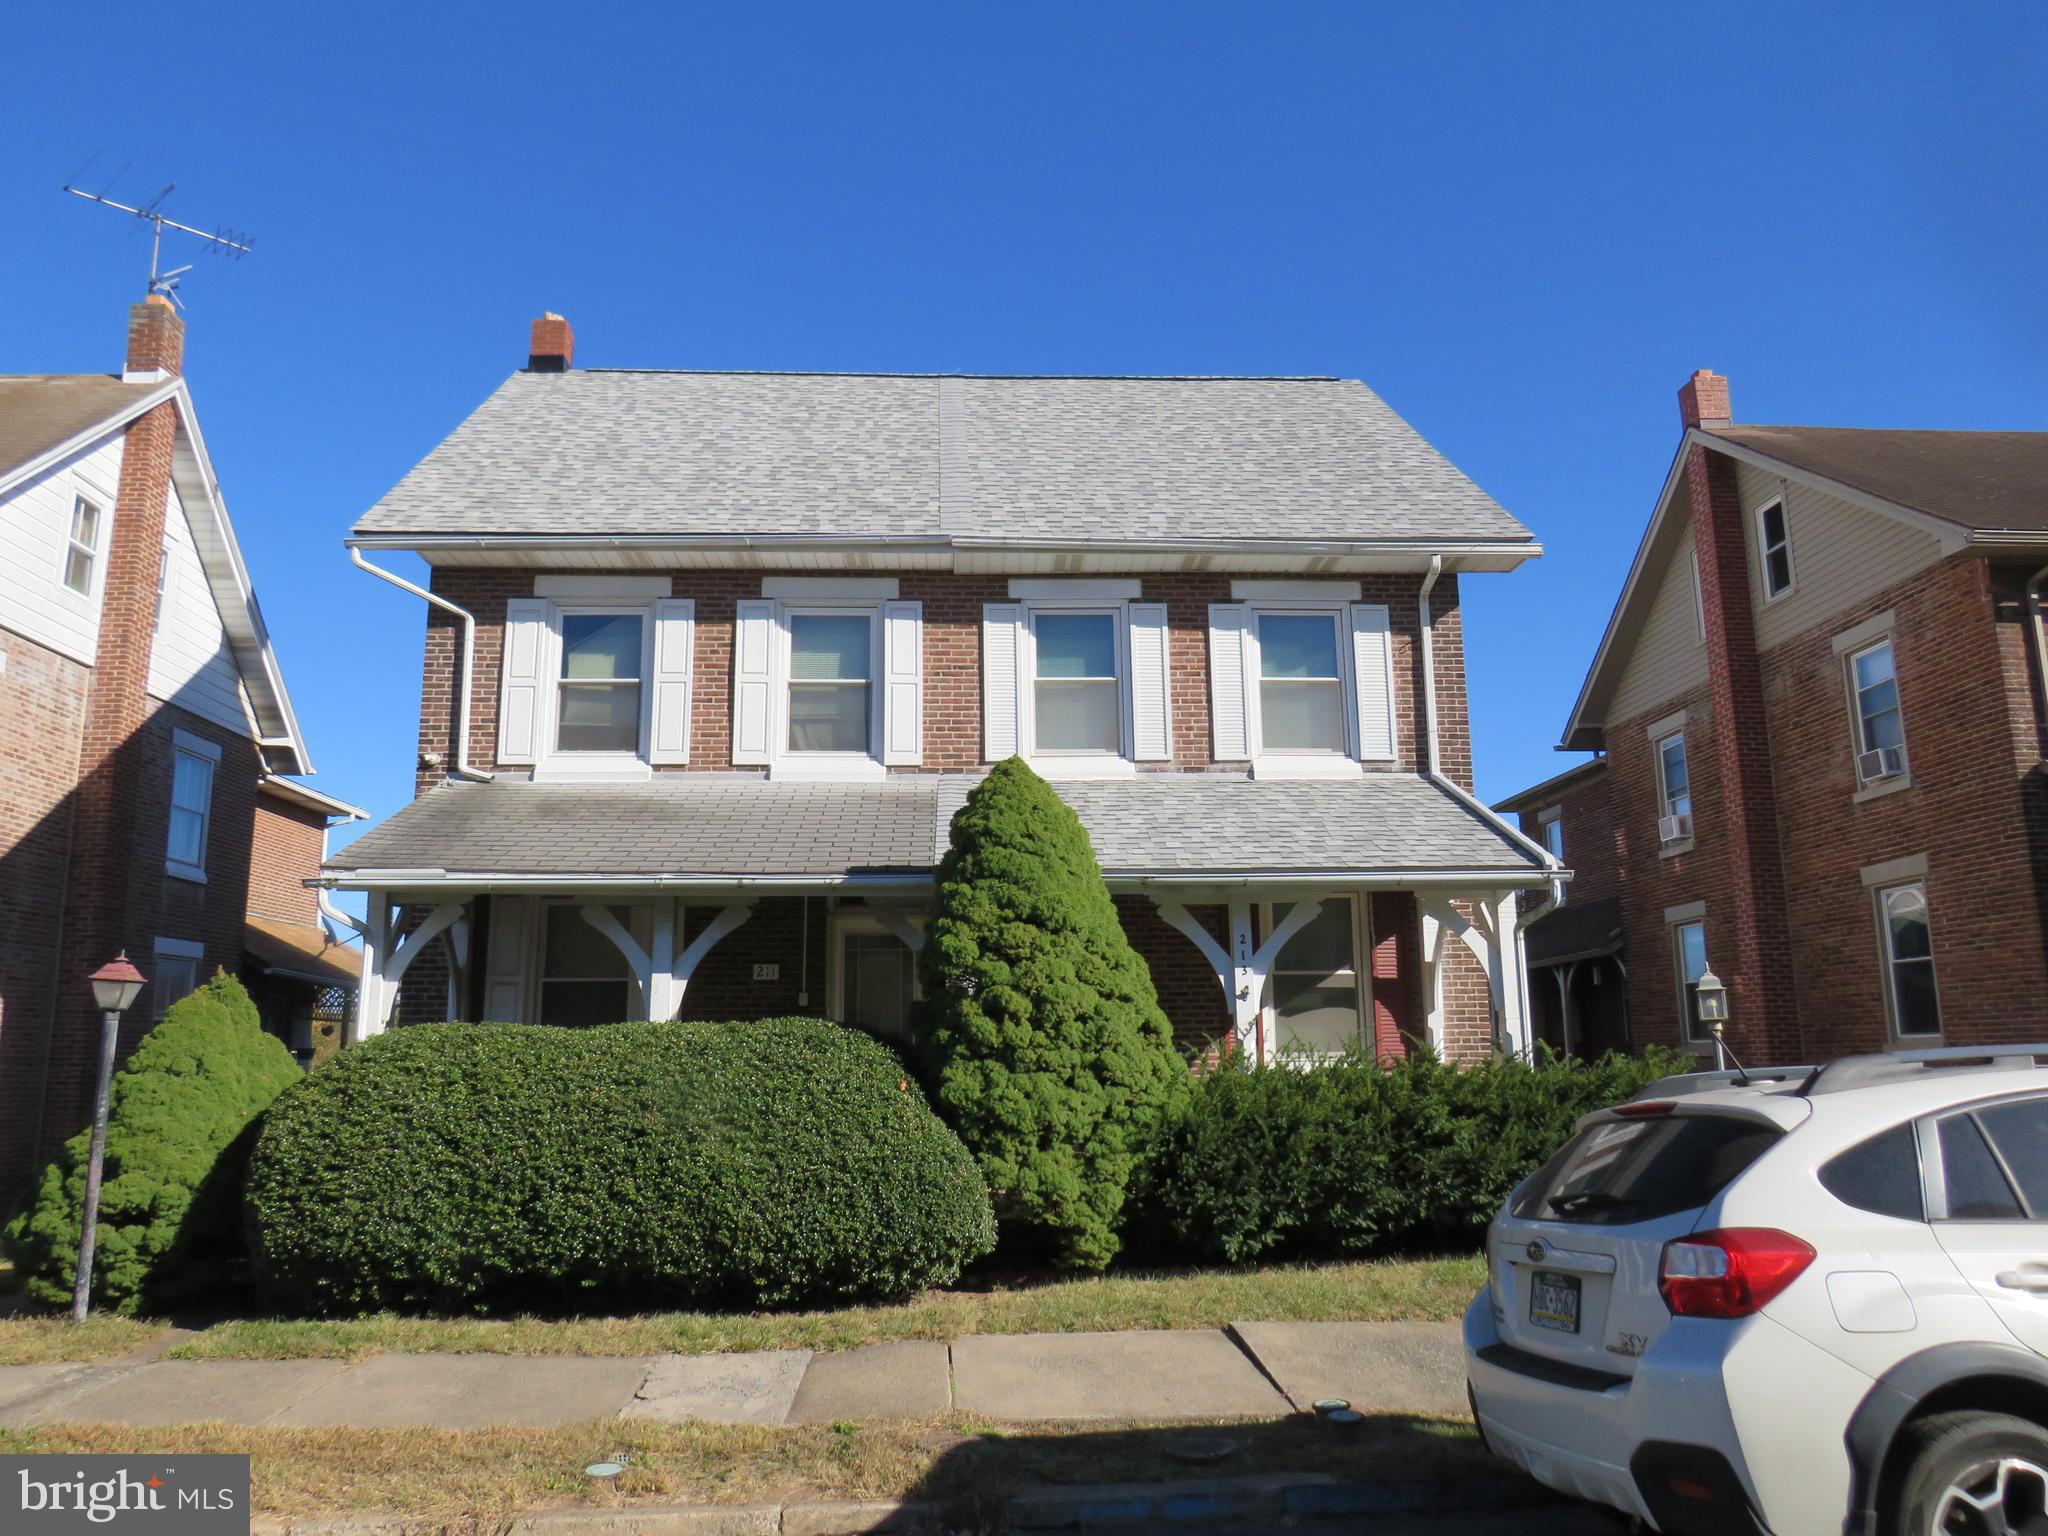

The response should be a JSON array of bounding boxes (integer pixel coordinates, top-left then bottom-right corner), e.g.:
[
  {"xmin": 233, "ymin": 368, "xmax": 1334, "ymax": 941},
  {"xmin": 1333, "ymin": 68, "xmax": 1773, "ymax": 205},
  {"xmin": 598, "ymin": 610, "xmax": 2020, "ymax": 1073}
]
[{"xmin": 919, "ymin": 757, "xmax": 1191, "ymax": 1269}]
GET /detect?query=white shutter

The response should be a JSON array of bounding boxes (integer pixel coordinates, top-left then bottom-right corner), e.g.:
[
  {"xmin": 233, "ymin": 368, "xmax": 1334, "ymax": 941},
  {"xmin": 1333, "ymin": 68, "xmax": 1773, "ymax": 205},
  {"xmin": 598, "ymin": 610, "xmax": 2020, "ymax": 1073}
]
[
  {"xmin": 1207, "ymin": 603, "xmax": 1251, "ymax": 761},
  {"xmin": 1128, "ymin": 602, "xmax": 1171, "ymax": 761},
  {"xmin": 648, "ymin": 599, "xmax": 695, "ymax": 765},
  {"xmin": 881, "ymin": 599, "xmax": 923, "ymax": 765},
  {"xmin": 497, "ymin": 598, "xmax": 549, "ymax": 765},
  {"xmin": 1350, "ymin": 602, "xmax": 1395, "ymax": 761},
  {"xmin": 731, "ymin": 599, "xmax": 776, "ymax": 765},
  {"xmin": 982, "ymin": 603, "xmax": 1021, "ymax": 760}
]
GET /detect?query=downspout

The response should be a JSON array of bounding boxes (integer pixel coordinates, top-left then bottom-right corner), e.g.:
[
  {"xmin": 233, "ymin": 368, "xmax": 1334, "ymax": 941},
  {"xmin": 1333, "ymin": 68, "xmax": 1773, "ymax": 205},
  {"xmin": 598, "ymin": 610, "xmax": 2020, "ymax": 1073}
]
[
  {"xmin": 1416, "ymin": 552, "xmax": 1566, "ymax": 1054},
  {"xmin": 349, "ymin": 547, "xmax": 494, "ymax": 782}
]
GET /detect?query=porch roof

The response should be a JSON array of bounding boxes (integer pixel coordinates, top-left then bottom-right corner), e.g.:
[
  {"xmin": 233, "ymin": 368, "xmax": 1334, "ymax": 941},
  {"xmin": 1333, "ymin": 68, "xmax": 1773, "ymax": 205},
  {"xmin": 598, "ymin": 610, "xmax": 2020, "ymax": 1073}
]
[{"xmin": 322, "ymin": 771, "xmax": 1549, "ymax": 888}]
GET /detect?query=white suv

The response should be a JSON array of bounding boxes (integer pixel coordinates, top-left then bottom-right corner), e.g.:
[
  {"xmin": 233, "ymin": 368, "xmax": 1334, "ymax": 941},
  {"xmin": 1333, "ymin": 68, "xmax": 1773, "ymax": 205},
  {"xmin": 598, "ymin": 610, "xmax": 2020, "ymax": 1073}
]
[{"xmin": 1464, "ymin": 1044, "xmax": 2048, "ymax": 1536}]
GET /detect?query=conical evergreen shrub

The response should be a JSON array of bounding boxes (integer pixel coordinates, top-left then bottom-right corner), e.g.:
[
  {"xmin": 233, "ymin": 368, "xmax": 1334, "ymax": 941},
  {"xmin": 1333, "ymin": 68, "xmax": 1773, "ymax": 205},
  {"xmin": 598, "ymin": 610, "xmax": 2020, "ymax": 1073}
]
[
  {"xmin": 918, "ymin": 757, "xmax": 1191, "ymax": 1268},
  {"xmin": 4, "ymin": 970, "xmax": 300, "ymax": 1314}
]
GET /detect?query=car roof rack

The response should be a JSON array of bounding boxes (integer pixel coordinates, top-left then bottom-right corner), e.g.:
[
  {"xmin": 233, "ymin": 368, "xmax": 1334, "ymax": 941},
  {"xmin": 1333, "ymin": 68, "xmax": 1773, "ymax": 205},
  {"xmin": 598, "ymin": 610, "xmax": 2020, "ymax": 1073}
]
[
  {"xmin": 1632, "ymin": 1065, "xmax": 1819, "ymax": 1101},
  {"xmin": 1802, "ymin": 1043, "xmax": 2048, "ymax": 1096}
]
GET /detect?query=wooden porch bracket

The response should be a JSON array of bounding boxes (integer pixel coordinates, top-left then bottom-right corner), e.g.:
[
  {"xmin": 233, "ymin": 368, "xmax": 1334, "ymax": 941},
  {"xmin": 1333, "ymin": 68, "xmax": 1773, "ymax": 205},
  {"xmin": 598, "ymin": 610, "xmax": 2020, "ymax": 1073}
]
[
  {"xmin": 585, "ymin": 898, "xmax": 755, "ymax": 1021},
  {"xmin": 1154, "ymin": 898, "xmax": 1324, "ymax": 1063},
  {"xmin": 355, "ymin": 899, "xmax": 467, "ymax": 1039}
]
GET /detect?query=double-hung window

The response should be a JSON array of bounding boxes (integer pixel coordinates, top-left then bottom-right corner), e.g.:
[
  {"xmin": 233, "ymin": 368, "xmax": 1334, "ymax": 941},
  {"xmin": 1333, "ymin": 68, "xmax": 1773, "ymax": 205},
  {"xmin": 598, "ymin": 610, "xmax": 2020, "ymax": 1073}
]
[
  {"xmin": 1030, "ymin": 610, "xmax": 1123, "ymax": 755},
  {"xmin": 1656, "ymin": 732, "xmax": 1692, "ymax": 847},
  {"xmin": 555, "ymin": 610, "xmax": 646, "ymax": 755},
  {"xmin": 1874, "ymin": 881, "xmax": 1940, "ymax": 1038},
  {"xmin": 1756, "ymin": 498, "xmax": 1793, "ymax": 600},
  {"xmin": 1672, "ymin": 919, "xmax": 1710, "ymax": 1043},
  {"xmin": 787, "ymin": 611, "xmax": 876, "ymax": 754},
  {"xmin": 1256, "ymin": 612, "xmax": 1346, "ymax": 753},
  {"xmin": 1848, "ymin": 640, "xmax": 1908, "ymax": 786},
  {"xmin": 64, "ymin": 495, "xmax": 103, "ymax": 596},
  {"xmin": 151, "ymin": 938, "xmax": 204, "ymax": 1019},
  {"xmin": 166, "ymin": 729, "xmax": 219, "ymax": 883}
]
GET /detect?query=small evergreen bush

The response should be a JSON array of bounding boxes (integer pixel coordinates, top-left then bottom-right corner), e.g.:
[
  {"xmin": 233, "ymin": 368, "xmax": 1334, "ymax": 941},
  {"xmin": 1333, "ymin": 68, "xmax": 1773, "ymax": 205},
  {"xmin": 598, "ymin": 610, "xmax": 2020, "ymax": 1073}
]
[
  {"xmin": 4, "ymin": 971, "xmax": 301, "ymax": 1314},
  {"xmin": 1139, "ymin": 1046, "xmax": 1681, "ymax": 1264},
  {"xmin": 918, "ymin": 758, "xmax": 1192, "ymax": 1270},
  {"xmin": 244, "ymin": 1018, "xmax": 995, "ymax": 1314}
]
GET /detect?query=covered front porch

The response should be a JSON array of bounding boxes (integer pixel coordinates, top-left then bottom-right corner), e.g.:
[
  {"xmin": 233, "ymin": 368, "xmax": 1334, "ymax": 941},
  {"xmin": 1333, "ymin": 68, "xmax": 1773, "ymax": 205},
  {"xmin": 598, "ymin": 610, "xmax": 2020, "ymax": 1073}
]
[{"xmin": 324, "ymin": 771, "xmax": 1562, "ymax": 1063}]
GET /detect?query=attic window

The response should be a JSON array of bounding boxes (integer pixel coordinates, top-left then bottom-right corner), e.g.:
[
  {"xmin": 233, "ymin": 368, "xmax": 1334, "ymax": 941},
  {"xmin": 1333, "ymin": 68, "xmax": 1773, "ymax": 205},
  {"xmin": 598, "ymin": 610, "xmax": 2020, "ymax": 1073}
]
[
  {"xmin": 64, "ymin": 495, "xmax": 102, "ymax": 595},
  {"xmin": 1757, "ymin": 499, "xmax": 1793, "ymax": 600}
]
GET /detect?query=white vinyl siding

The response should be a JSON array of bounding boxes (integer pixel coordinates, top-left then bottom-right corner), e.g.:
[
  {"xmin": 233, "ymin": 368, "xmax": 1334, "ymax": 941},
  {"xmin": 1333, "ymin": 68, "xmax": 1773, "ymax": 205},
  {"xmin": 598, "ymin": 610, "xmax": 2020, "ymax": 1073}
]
[
  {"xmin": 0, "ymin": 430, "xmax": 125, "ymax": 664},
  {"xmin": 146, "ymin": 481, "xmax": 254, "ymax": 739},
  {"xmin": 1610, "ymin": 519, "xmax": 1712, "ymax": 726},
  {"xmin": 1736, "ymin": 461, "xmax": 1945, "ymax": 652}
]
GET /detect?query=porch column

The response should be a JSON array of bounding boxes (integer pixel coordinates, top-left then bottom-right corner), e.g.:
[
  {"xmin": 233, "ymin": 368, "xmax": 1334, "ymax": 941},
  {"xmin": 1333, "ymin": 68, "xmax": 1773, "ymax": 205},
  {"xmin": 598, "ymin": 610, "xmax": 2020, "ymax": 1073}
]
[
  {"xmin": 584, "ymin": 898, "xmax": 756, "ymax": 1021},
  {"xmin": 1418, "ymin": 892, "xmax": 1531, "ymax": 1060},
  {"xmin": 357, "ymin": 900, "xmax": 467, "ymax": 1039}
]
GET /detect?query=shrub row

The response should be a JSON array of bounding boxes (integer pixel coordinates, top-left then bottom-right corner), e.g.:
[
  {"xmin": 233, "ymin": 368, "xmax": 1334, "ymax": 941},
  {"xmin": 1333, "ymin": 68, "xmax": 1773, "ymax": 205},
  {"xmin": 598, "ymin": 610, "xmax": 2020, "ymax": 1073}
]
[
  {"xmin": 1135, "ymin": 1047, "xmax": 1681, "ymax": 1264},
  {"xmin": 244, "ymin": 1017, "xmax": 996, "ymax": 1314}
]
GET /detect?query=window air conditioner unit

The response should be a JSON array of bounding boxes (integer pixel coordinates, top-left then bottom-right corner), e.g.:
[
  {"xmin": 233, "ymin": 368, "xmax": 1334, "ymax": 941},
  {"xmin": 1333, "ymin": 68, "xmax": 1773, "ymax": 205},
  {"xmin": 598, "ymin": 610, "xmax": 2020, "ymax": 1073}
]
[
  {"xmin": 1658, "ymin": 813, "xmax": 1692, "ymax": 845},
  {"xmin": 1857, "ymin": 746, "xmax": 1907, "ymax": 784}
]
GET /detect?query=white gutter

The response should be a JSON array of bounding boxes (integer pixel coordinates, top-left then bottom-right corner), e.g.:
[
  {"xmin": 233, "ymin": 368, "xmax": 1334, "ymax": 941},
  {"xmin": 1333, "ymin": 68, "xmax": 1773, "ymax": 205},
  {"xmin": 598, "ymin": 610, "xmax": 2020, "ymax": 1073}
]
[
  {"xmin": 2029, "ymin": 560, "xmax": 2048, "ymax": 753},
  {"xmin": 349, "ymin": 548, "xmax": 493, "ymax": 782}
]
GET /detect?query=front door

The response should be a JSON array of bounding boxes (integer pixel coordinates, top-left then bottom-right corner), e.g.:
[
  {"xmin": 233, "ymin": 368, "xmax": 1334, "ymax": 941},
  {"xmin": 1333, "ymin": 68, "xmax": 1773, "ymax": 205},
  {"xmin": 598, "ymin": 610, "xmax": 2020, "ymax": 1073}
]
[{"xmin": 833, "ymin": 912, "xmax": 920, "ymax": 1046}]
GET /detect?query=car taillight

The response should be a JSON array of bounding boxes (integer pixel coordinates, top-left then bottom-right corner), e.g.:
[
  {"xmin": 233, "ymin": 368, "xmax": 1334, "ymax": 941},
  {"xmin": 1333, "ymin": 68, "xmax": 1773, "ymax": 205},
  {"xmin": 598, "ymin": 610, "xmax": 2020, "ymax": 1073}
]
[{"xmin": 1658, "ymin": 1227, "xmax": 1815, "ymax": 1318}]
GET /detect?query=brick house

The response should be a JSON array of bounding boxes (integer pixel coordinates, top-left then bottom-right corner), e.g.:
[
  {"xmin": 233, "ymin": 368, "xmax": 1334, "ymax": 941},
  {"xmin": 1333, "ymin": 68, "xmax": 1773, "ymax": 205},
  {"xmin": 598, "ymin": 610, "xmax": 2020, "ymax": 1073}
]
[
  {"xmin": 1497, "ymin": 370, "xmax": 2048, "ymax": 1064},
  {"xmin": 325, "ymin": 315, "xmax": 1563, "ymax": 1064},
  {"xmin": 0, "ymin": 300, "xmax": 360, "ymax": 1198}
]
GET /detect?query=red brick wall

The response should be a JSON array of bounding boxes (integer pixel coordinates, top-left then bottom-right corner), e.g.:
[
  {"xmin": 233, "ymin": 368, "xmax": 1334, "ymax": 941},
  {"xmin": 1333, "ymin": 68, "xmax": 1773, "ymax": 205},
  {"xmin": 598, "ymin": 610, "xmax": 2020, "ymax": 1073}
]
[
  {"xmin": 1115, "ymin": 896, "xmax": 1230, "ymax": 1053},
  {"xmin": 1511, "ymin": 768, "xmax": 1620, "ymax": 905},
  {"xmin": 418, "ymin": 569, "xmax": 1456, "ymax": 785},
  {"xmin": 0, "ymin": 632, "xmax": 91, "ymax": 1195},
  {"xmin": 247, "ymin": 796, "xmax": 325, "ymax": 925}
]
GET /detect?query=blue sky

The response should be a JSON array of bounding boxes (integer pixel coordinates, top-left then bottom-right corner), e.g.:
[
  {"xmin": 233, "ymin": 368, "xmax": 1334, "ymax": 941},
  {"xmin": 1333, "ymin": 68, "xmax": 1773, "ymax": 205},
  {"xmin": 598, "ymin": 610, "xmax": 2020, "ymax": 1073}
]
[{"xmin": 10, "ymin": 2, "xmax": 2046, "ymax": 855}]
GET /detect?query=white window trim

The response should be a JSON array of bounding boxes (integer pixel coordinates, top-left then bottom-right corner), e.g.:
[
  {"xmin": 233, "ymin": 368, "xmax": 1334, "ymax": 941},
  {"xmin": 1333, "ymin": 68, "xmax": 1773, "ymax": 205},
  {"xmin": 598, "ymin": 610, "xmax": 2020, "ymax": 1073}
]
[
  {"xmin": 151, "ymin": 936, "xmax": 205, "ymax": 1019},
  {"xmin": 1670, "ymin": 917, "xmax": 1711, "ymax": 1047},
  {"xmin": 1755, "ymin": 496, "xmax": 1795, "ymax": 603},
  {"xmin": 1018, "ymin": 600, "xmax": 1137, "ymax": 778},
  {"xmin": 63, "ymin": 493, "xmax": 104, "ymax": 598},
  {"xmin": 1246, "ymin": 602, "xmax": 1366, "ymax": 778},
  {"xmin": 1655, "ymin": 730, "xmax": 1694, "ymax": 858},
  {"xmin": 165, "ymin": 728, "xmax": 221, "ymax": 884},
  {"xmin": 534, "ymin": 603, "xmax": 656, "ymax": 783},
  {"xmin": 772, "ymin": 603, "xmax": 888, "ymax": 781},
  {"xmin": 1872, "ymin": 879, "xmax": 1942, "ymax": 1044},
  {"xmin": 1844, "ymin": 636, "xmax": 1912, "ymax": 799},
  {"xmin": 1257, "ymin": 895, "xmax": 1373, "ymax": 1064}
]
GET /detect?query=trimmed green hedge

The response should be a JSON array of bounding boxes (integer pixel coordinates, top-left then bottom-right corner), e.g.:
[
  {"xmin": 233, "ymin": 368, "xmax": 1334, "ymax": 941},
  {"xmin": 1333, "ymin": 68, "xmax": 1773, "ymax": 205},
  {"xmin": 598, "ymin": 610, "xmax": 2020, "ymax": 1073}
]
[
  {"xmin": 4, "ymin": 972, "xmax": 301, "ymax": 1314},
  {"xmin": 244, "ymin": 1018, "xmax": 996, "ymax": 1314},
  {"xmin": 1137, "ymin": 1047, "xmax": 1682, "ymax": 1264}
]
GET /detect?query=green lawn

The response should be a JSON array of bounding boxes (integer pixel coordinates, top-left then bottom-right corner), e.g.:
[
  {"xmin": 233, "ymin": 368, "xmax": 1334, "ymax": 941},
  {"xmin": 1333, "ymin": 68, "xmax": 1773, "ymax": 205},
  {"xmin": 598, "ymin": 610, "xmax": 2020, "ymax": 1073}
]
[
  {"xmin": 0, "ymin": 1412, "xmax": 1495, "ymax": 1522},
  {"xmin": 0, "ymin": 1255, "xmax": 1485, "ymax": 1364}
]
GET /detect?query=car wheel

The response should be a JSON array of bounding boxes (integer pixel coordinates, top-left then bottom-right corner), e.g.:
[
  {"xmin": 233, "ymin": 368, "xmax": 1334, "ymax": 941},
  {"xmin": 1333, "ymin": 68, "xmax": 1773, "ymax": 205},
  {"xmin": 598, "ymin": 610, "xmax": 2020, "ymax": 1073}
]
[{"xmin": 1892, "ymin": 1410, "xmax": 2048, "ymax": 1536}]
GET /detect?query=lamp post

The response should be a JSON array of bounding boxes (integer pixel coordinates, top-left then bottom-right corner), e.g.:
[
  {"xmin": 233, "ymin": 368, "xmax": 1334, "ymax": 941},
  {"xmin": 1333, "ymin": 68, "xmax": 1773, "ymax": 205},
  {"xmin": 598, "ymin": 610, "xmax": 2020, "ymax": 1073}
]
[
  {"xmin": 73, "ymin": 953, "xmax": 146, "ymax": 1322},
  {"xmin": 1696, "ymin": 967, "xmax": 1730, "ymax": 1070}
]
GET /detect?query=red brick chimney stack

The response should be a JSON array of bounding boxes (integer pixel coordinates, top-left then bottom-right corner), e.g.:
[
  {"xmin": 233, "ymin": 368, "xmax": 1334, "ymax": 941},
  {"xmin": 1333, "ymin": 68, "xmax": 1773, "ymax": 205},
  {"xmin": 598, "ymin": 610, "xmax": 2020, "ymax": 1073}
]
[
  {"xmin": 1678, "ymin": 369, "xmax": 1731, "ymax": 429},
  {"xmin": 528, "ymin": 313, "xmax": 574, "ymax": 372},
  {"xmin": 125, "ymin": 294, "xmax": 185, "ymax": 377}
]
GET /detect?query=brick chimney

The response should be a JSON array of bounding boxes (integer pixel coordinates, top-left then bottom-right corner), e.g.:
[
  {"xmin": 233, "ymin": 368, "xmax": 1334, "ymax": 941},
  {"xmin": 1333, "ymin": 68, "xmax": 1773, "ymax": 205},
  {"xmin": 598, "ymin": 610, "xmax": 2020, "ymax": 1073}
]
[
  {"xmin": 1675, "ymin": 367, "xmax": 1800, "ymax": 1061},
  {"xmin": 528, "ymin": 312, "xmax": 574, "ymax": 372},
  {"xmin": 1678, "ymin": 368, "xmax": 1731, "ymax": 428},
  {"xmin": 124, "ymin": 294, "xmax": 185, "ymax": 378}
]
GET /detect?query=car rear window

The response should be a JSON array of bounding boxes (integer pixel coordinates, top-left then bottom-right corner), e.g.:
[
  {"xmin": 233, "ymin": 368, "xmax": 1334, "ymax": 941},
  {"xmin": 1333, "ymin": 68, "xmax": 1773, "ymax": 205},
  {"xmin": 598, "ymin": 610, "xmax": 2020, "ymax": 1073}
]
[
  {"xmin": 1819, "ymin": 1125, "xmax": 1925, "ymax": 1221},
  {"xmin": 1511, "ymin": 1113, "xmax": 1783, "ymax": 1225}
]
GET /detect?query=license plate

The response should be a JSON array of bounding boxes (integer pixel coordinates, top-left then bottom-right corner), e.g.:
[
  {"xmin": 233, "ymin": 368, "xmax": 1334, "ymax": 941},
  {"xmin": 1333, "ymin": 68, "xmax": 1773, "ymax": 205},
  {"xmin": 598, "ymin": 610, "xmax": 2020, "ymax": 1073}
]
[{"xmin": 1528, "ymin": 1270, "xmax": 1582, "ymax": 1334}]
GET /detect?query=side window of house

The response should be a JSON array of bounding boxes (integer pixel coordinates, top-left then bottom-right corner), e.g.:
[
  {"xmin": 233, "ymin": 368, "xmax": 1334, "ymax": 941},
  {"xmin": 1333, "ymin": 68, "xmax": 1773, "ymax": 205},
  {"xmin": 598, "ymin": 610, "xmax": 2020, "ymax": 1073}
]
[
  {"xmin": 1847, "ymin": 639, "xmax": 1908, "ymax": 786},
  {"xmin": 165, "ymin": 730, "xmax": 219, "ymax": 882},
  {"xmin": 1756, "ymin": 498, "xmax": 1793, "ymax": 600},
  {"xmin": 1538, "ymin": 808, "xmax": 1566, "ymax": 904},
  {"xmin": 151, "ymin": 939, "xmax": 203, "ymax": 1019},
  {"xmin": 1672, "ymin": 918, "xmax": 1709, "ymax": 1043},
  {"xmin": 984, "ymin": 591, "xmax": 1161, "ymax": 773},
  {"xmin": 63, "ymin": 494, "xmax": 103, "ymax": 595},
  {"xmin": 153, "ymin": 538, "xmax": 172, "ymax": 630},
  {"xmin": 1690, "ymin": 548, "xmax": 1706, "ymax": 644},
  {"xmin": 1874, "ymin": 880, "xmax": 1940, "ymax": 1039},
  {"xmin": 1656, "ymin": 732, "xmax": 1692, "ymax": 844},
  {"xmin": 1202, "ymin": 598, "xmax": 1394, "ymax": 772}
]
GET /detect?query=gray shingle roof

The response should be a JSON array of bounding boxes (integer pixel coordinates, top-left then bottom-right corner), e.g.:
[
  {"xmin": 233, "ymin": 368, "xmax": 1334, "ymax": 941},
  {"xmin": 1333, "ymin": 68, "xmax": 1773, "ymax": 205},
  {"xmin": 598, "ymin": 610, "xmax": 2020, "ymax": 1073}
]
[
  {"xmin": 325, "ymin": 772, "xmax": 1544, "ymax": 881},
  {"xmin": 353, "ymin": 370, "xmax": 1530, "ymax": 546},
  {"xmin": 0, "ymin": 375, "xmax": 162, "ymax": 485}
]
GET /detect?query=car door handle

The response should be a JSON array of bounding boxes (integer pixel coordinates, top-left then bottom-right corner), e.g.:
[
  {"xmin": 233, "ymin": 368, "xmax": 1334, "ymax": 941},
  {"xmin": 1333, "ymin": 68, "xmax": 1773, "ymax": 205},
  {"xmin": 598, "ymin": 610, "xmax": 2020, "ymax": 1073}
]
[{"xmin": 1995, "ymin": 1265, "xmax": 2048, "ymax": 1295}]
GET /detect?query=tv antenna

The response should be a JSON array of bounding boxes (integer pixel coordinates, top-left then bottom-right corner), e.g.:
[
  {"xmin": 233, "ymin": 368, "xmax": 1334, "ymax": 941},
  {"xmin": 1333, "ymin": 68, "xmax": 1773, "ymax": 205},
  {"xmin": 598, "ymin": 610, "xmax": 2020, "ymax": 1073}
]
[{"xmin": 61, "ymin": 163, "xmax": 252, "ymax": 309}]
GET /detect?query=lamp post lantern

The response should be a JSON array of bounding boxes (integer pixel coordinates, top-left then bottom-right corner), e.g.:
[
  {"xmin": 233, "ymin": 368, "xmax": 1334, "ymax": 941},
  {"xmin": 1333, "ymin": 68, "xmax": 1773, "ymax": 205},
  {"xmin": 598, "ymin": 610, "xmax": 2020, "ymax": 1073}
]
[
  {"xmin": 1695, "ymin": 967, "xmax": 1730, "ymax": 1070},
  {"xmin": 73, "ymin": 953, "xmax": 146, "ymax": 1322}
]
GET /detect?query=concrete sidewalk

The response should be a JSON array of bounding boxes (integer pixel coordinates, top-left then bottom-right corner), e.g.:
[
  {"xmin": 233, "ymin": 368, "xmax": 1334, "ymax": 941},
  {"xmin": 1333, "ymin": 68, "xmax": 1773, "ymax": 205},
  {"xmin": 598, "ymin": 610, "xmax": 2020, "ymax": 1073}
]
[{"xmin": 0, "ymin": 1321, "xmax": 1466, "ymax": 1430}]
